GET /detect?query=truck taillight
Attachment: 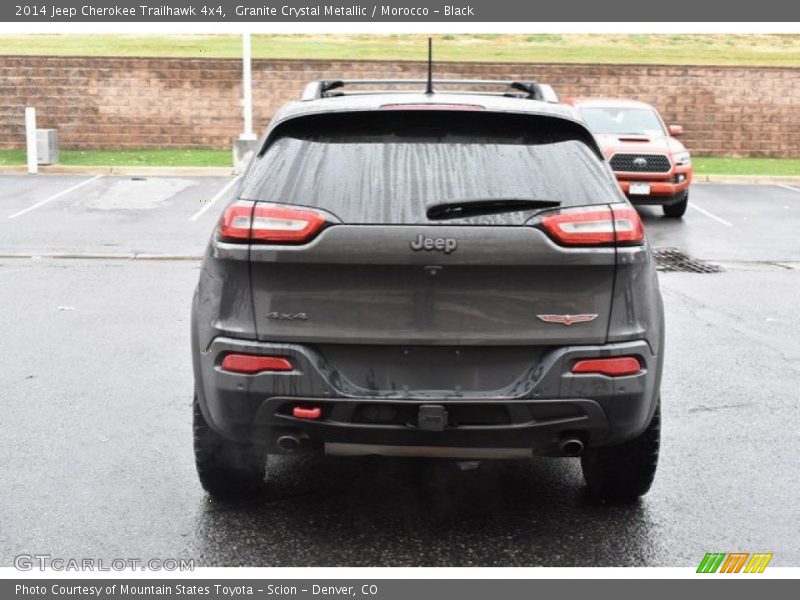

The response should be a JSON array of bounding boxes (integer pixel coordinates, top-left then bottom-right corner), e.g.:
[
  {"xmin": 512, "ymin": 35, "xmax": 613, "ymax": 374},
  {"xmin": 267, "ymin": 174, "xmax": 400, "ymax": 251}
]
[
  {"xmin": 219, "ymin": 201, "xmax": 328, "ymax": 244},
  {"xmin": 540, "ymin": 205, "xmax": 644, "ymax": 247}
]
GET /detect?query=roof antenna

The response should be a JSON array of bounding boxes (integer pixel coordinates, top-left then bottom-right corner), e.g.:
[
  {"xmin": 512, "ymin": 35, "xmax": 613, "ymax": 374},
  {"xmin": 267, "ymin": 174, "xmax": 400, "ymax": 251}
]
[{"xmin": 425, "ymin": 37, "xmax": 434, "ymax": 95}]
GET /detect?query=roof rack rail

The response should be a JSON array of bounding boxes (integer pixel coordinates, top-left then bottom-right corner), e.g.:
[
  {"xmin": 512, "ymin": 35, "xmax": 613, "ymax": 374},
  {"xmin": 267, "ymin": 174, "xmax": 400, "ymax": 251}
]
[{"xmin": 300, "ymin": 79, "xmax": 559, "ymax": 103}]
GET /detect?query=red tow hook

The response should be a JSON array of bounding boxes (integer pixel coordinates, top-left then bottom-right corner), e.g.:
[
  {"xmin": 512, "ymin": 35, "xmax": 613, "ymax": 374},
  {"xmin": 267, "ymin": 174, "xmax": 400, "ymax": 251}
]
[{"xmin": 292, "ymin": 406, "xmax": 321, "ymax": 420}]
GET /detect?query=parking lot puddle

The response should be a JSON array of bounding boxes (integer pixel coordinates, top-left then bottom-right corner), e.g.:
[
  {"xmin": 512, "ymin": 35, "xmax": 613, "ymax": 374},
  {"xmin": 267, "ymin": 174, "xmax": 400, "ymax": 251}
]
[{"xmin": 81, "ymin": 178, "xmax": 195, "ymax": 210}]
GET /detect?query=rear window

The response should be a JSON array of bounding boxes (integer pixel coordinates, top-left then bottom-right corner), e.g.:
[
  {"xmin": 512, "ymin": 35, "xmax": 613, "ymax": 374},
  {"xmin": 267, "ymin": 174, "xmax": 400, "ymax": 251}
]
[{"xmin": 240, "ymin": 111, "xmax": 623, "ymax": 225}]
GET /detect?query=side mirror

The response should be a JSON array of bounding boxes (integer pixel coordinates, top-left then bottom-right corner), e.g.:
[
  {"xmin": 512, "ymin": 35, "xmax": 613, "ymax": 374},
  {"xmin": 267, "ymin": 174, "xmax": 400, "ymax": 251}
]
[{"xmin": 669, "ymin": 125, "xmax": 683, "ymax": 136}]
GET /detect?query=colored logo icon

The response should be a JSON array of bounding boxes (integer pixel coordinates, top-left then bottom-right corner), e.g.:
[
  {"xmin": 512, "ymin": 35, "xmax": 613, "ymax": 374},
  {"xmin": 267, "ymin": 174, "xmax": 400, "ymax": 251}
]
[{"xmin": 697, "ymin": 552, "xmax": 773, "ymax": 573}]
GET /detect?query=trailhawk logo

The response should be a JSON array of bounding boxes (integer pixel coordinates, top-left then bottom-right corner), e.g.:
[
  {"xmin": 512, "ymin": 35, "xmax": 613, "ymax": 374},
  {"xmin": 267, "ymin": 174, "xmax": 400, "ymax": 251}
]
[
  {"xmin": 410, "ymin": 234, "xmax": 458, "ymax": 254},
  {"xmin": 536, "ymin": 314, "xmax": 599, "ymax": 326}
]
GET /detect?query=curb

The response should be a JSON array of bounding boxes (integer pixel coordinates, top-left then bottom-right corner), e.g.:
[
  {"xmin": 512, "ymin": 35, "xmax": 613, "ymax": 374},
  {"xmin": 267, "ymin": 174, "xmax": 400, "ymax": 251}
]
[
  {"xmin": 0, "ymin": 253, "xmax": 202, "ymax": 260},
  {"xmin": 696, "ymin": 174, "xmax": 800, "ymax": 186},
  {"xmin": 0, "ymin": 165, "xmax": 234, "ymax": 177},
  {"xmin": 1, "ymin": 166, "xmax": 799, "ymax": 185}
]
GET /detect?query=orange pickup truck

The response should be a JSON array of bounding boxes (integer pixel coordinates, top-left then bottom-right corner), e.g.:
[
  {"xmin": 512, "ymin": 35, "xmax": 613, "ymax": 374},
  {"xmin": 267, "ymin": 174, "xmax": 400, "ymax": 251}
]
[{"xmin": 567, "ymin": 98, "xmax": 692, "ymax": 218}]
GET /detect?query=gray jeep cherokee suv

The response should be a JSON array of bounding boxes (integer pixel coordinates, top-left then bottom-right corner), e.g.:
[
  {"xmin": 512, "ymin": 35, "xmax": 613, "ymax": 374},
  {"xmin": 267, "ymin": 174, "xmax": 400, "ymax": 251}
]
[{"xmin": 191, "ymin": 80, "xmax": 664, "ymax": 502}]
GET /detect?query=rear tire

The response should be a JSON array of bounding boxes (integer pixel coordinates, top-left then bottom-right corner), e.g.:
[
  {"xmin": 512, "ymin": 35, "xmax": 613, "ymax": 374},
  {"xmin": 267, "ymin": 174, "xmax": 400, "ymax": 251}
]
[
  {"xmin": 581, "ymin": 403, "xmax": 660, "ymax": 503},
  {"xmin": 663, "ymin": 192, "xmax": 688, "ymax": 218},
  {"xmin": 193, "ymin": 393, "xmax": 266, "ymax": 498}
]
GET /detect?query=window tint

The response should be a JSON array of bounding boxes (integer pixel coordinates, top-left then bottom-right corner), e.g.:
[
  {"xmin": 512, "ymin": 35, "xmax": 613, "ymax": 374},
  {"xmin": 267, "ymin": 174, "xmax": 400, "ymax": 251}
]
[
  {"xmin": 241, "ymin": 111, "xmax": 624, "ymax": 225},
  {"xmin": 580, "ymin": 107, "xmax": 666, "ymax": 137}
]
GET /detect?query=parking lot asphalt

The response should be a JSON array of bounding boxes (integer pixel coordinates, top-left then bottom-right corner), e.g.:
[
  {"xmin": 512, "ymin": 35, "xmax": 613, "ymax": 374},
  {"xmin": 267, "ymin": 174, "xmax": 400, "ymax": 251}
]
[{"xmin": 0, "ymin": 175, "xmax": 798, "ymax": 567}]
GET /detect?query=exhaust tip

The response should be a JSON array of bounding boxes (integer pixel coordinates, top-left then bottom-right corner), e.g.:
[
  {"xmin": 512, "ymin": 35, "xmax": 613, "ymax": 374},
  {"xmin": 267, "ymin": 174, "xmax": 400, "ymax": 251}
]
[
  {"xmin": 277, "ymin": 435, "xmax": 300, "ymax": 452},
  {"xmin": 560, "ymin": 438, "xmax": 584, "ymax": 457}
]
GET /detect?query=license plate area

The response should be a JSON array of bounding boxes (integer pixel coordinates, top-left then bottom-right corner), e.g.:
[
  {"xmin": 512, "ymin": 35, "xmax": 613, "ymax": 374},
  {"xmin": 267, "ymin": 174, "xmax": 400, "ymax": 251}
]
[{"xmin": 629, "ymin": 183, "xmax": 651, "ymax": 195}]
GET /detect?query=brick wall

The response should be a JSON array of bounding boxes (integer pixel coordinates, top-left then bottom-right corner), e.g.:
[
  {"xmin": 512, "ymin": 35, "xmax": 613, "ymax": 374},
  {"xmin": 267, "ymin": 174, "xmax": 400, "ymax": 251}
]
[{"xmin": 1, "ymin": 55, "xmax": 798, "ymax": 157}]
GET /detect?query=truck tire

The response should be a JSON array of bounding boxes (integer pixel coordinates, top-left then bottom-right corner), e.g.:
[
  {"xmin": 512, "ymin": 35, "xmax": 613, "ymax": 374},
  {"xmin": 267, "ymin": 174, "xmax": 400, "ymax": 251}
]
[
  {"xmin": 193, "ymin": 392, "xmax": 267, "ymax": 498},
  {"xmin": 581, "ymin": 403, "xmax": 660, "ymax": 502},
  {"xmin": 663, "ymin": 192, "xmax": 688, "ymax": 218}
]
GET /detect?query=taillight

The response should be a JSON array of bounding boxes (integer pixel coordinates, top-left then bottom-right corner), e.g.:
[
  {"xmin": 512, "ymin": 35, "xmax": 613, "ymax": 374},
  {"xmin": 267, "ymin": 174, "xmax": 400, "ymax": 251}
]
[
  {"xmin": 571, "ymin": 357, "xmax": 641, "ymax": 377},
  {"xmin": 611, "ymin": 206, "xmax": 645, "ymax": 245},
  {"xmin": 219, "ymin": 200, "xmax": 255, "ymax": 241},
  {"xmin": 251, "ymin": 203, "xmax": 327, "ymax": 243},
  {"xmin": 540, "ymin": 205, "xmax": 644, "ymax": 247},
  {"xmin": 221, "ymin": 354, "xmax": 293, "ymax": 374},
  {"xmin": 219, "ymin": 201, "xmax": 328, "ymax": 244}
]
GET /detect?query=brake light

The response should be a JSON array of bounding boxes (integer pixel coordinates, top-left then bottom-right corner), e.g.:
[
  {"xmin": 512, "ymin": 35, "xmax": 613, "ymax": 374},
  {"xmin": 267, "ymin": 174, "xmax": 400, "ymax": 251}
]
[
  {"xmin": 219, "ymin": 201, "xmax": 328, "ymax": 243},
  {"xmin": 251, "ymin": 204, "xmax": 327, "ymax": 243},
  {"xmin": 540, "ymin": 205, "xmax": 644, "ymax": 247},
  {"xmin": 221, "ymin": 354, "xmax": 293, "ymax": 374},
  {"xmin": 571, "ymin": 357, "xmax": 641, "ymax": 377}
]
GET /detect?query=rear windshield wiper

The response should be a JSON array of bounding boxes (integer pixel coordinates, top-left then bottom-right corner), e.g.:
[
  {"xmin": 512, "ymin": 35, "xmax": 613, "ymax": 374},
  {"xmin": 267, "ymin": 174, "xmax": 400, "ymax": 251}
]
[{"xmin": 426, "ymin": 198, "xmax": 561, "ymax": 221}]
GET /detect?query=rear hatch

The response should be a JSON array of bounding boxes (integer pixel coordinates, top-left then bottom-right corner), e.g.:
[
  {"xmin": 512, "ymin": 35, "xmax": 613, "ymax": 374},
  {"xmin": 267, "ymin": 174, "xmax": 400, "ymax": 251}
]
[{"xmin": 239, "ymin": 110, "xmax": 624, "ymax": 350}]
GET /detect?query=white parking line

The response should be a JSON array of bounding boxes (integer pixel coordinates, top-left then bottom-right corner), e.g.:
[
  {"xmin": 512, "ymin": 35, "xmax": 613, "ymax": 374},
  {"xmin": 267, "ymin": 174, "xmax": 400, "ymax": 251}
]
[
  {"xmin": 188, "ymin": 176, "xmax": 241, "ymax": 222},
  {"xmin": 777, "ymin": 184, "xmax": 800, "ymax": 194},
  {"xmin": 688, "ymin": 202, "xmax": 733, "ymax": 227},
  {"xmin": 7, "ymin": 175, "xmax": 104, "ymax": 219}
]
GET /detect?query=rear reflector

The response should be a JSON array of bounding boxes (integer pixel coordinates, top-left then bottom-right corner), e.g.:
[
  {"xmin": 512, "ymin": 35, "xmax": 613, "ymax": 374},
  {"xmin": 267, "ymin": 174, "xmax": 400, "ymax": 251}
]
[
  {"xmin": 540, "ymin": 205, "xmax": 644, "ymax": 247},
  {"xmin": 221, "ymin": 354, "xmax": 293, "ymax": 374},
  {"xmin": 219, "ymin": 201, "xmax": 328, "ymax": 244},
  {"xmin": 292, "ymin": 406, "xmax": 322, "ymax": 420},
  {"xmin": 251, "ymin": 203, "xmax": 327, "ymax": 243},
  {"xmin": 571, "ymin": 357, "xmax": 641, "ymax": 377}
]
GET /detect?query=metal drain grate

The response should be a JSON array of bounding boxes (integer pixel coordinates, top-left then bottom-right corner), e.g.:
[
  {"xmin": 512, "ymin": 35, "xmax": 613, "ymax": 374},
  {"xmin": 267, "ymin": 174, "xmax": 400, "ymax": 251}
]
[{"xmin": 652, "ymin": 247, "xmax": 723, "ymax": 273}]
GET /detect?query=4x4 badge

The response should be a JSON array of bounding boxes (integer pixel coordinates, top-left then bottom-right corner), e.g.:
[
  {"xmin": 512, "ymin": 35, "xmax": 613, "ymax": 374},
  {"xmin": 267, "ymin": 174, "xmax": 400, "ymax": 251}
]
[
  {"xmin": 266, "ymin": 312, "xmax": 308, "ymax": 321},
  {"xmin": 537, "ymin": 314, "xmax": 598, "ymax": 326}
]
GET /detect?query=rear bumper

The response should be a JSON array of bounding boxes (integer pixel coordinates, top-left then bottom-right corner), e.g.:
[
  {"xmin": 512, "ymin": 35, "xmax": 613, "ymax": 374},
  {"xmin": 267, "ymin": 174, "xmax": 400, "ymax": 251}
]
[
  {"xmin": 194, "ymin": 337, "xmax": 661, "ymax": 457},
  {"xmin": 258, "ymin": 396, "xmax": 611, "ymax": 456},
  {"xmin": 616, "ymin": 166, "xmax": 692, "ymax": 204}
]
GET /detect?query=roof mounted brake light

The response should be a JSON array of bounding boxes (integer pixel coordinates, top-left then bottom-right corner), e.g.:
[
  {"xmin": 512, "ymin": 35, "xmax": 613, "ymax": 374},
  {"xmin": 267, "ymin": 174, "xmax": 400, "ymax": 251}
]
[
  {"xmin": 221, "ymin": 354, "xmax": 294, "ymax": 374},
  {"xmin": 379, "ymin": 103, "xmax": 485, "ymax": 111}
]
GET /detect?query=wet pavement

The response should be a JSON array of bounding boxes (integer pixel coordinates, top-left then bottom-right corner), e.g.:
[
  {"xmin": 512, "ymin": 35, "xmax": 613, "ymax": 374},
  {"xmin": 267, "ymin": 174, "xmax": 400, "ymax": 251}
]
[{"xmin": 0, "ymin": 176, "xmax": 798, "ymax": 566}]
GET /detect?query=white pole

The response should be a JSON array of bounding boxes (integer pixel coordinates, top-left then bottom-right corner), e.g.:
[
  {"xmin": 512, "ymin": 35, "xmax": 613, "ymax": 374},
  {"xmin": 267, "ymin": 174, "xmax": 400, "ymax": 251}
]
[
  {"xmin": 25, "ymin": 107, "xmax": 38, "ymax": 175},
  {"xmin": 241, "ymin": 33, "xmax": 255, "ymax": 141}
]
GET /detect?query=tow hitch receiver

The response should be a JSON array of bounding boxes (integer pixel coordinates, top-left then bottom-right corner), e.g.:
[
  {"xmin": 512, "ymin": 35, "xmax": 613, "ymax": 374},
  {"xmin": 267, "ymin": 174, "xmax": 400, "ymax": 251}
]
[{"xmin": 418, "ymin": 405, "xmax": 448, "ymax": 431}]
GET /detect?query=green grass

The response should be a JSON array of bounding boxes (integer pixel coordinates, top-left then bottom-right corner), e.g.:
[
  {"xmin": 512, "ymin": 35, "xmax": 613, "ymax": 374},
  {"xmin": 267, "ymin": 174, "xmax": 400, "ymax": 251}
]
[
  {"xmin": 0, "ymin": 149, "xmax": 231, "ymax": 167},
  {"xmin": 1, "ymin": 34, "xmax": 800, "ymax": 66},
  {"xmin": 693, "ymin": 156, "xmax": 800, "ymax": 176},
  {"xmin": 0, "ymin": 150, "xmax": 24, "ymax": 166},
  {"xmin": 2, "ymin": 149, "xmax": 799, "ymax": 175}
]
